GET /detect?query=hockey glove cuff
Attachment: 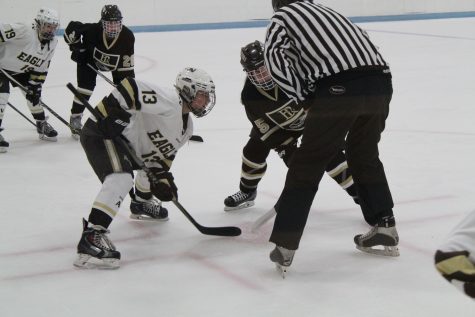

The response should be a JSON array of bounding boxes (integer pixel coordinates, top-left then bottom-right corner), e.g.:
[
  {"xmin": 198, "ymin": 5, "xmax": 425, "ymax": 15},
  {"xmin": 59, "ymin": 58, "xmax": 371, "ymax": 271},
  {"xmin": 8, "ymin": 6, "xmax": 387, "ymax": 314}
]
[
  {"xmin": 97, "ymin": 108, "xmax": 131, "ymax": 139},
  {"xmin": 435, "ymin": 250, "xmax": 475, "ymax": 298},
  {"xmin": 148, "ymin": 168, "xmax": 178, "ymax": 202}
]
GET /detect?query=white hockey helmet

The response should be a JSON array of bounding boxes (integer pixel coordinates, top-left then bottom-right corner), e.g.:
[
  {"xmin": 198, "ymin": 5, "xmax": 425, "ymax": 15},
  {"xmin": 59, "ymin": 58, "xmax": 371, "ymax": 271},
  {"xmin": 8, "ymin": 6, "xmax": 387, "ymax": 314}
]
[
  {"xmin": 35, "ymin": 7, "xmax": 60, "ymax": 41},
  {"xmin": 175, "ymin": 67, "xmax": 216, "ymax": 118}
]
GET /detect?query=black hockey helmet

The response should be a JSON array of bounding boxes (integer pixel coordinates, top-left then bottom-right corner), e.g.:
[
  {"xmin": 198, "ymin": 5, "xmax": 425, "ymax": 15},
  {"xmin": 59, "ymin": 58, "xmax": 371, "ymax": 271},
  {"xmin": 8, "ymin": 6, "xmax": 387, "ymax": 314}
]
[
  {"xmin": 240, "ymin": 41, "xmax": 275, "ymax": 90},
  {"xmin": 272, "ymin": 0, "xmax": 302, "ymax": 11},
  {"xmin": 101, "ymin": 5, "xmax": 123, "ymax": 38},
  {"xmin": 101, "ymin": 5, "xmax": 122, "ymax": 21},
  {"xmin": 240, "ymin": 40, "xmax": 265, "ymax": 72}
]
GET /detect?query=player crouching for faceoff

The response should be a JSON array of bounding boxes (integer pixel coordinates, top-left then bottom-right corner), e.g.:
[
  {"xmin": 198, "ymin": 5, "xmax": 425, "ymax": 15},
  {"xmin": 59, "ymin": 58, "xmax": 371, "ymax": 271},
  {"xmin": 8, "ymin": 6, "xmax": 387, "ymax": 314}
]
[
  {"xmin": 73, "ymin": 68, "xmax": 216, "ymax": 269},
  {"xmin": 435, "ymin": 210, "xmax": 475, "ymax": 299},
  {"xmin": 0, "ymin": 8, "xmax": 60, "ymax": 152},
  {"xmin": 224, "ymin": 41, "xmax": 359, "ymax": 211}
]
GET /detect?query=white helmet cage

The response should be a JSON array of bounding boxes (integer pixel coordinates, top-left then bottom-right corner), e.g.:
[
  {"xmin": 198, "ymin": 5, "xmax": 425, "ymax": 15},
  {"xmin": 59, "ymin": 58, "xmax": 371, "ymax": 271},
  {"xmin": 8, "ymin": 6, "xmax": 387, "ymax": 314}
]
[
  {"xmin": 35, "ymin": 7, "xmax": 60, "ymax": 41},
  {"xmin": 175, "ymin": 67, "xmax": 216, "ymax": 118}
]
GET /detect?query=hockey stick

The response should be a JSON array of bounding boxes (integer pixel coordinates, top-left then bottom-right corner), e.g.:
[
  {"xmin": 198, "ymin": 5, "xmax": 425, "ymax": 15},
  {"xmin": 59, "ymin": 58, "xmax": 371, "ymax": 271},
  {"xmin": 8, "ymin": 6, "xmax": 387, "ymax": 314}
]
[
  {"xmin": 251, "ymin": 207, "xmax": 276, "ymax": 233},
  {"xmin": 0, "ymin": 68, "xmax": 79, "ymax": 134},
  {"xmin": 66, "ymin": 82, "xmax": 241, "ymax": 237},
  {"xmin": 7, "ymin": 102, "xmax": 36, "ymax": 127},
  {"xmin": 86, "ymin": 63, "xmax": 204, "ymax": 143}
]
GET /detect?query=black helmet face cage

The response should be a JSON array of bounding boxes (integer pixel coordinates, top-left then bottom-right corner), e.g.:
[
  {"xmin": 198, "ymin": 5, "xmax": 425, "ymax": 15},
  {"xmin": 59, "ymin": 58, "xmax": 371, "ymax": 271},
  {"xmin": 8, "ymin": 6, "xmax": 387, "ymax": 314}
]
[
  {"xmin": 102, "ymin": 20, "xmax": 122, "ymax": 38},
  {"xmin": 247, "ymin": 66, "xmax": 275, "ymax": 90}
]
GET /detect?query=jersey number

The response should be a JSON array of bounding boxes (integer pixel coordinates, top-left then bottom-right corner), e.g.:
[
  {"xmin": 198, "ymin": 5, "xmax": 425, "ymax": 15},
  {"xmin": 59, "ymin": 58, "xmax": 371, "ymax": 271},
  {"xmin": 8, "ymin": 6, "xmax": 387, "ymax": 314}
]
[
  {"xmin": 123, "ymin": 55, "xmax": 134, "ymax": 68},
  {"xmin": 5, "ymin": 29, "xmax": 15, "ymax": 39},
  {"xmin": 142, "ymin": 90, "xmax": 157, "ymax": 104}
]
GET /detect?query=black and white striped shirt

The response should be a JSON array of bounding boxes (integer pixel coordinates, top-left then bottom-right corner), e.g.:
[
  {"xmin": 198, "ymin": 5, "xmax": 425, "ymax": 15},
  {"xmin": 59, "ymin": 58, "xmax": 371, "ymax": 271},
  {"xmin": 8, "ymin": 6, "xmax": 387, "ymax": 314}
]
[{"xmin": 264, "ymin": 0, "xmax": 389, "ymax": 101}]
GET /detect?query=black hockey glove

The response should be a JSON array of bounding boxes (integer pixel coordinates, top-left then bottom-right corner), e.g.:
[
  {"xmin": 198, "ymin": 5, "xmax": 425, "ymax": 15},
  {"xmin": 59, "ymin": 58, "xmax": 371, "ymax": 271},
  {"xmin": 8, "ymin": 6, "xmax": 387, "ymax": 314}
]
[
  {"xmin": 26, "ymin": 83, "xmax": 42, "ymax": 106},
  {"xmin": 148, "ymin": 168, "xmax": 178, "ymax": 202},
  {"xmin": 97, "ymin": 108, "xmax": 131, "ymax": 139},
  {"xmin": 71, "ymin": 49, "xmax": 88, "ymax": 65},
  {"xmin": 435, "ymin": 250, "xmax": 475, "ymax": 299}
]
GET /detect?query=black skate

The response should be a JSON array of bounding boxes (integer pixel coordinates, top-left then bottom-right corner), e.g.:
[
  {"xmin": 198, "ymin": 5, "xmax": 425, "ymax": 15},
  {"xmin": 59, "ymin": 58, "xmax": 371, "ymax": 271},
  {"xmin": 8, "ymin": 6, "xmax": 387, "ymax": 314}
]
[
  {"xmin": 74, "ymin": 219, "xmax": 121, "ymax": 269},
  {"xmin": 0, "ymin": 128, "xmax": 9, "ymax": 153},
  {"xmin": 69, "ymin": 114, "xmax": 82, "ymax": 140},
  {"xmin": 36, "ymin": 120, "xmax": 58, "ymax": 141},
  {"xmin": 270, "ymin": 245, "xmax": 295, "ymax": 278},
  {"xmin": 354, "ymin": 216, "xmax": 400, "ymax": 257},
  {"xmin": 224, "ymin": 190, "xmax": 257, "ymax": 211},
  {"xmin": 130, "ymin": 198, "xmax": 169, "ymax": 221}
]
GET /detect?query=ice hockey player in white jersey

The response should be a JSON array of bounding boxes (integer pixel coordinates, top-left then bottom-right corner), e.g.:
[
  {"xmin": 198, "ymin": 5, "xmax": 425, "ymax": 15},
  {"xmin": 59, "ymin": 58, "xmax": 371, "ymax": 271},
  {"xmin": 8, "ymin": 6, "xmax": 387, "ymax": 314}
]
[
  {"xmin": 435, "ymin": 210, "xmax": 475, "ymax": 299},
  {"xmin": 0, "ymin": 8, "xmax": 60, "ymax": 152},
  {"xmin": 73, "ymin": 67, "xmax": 216, "ymax": 269}
]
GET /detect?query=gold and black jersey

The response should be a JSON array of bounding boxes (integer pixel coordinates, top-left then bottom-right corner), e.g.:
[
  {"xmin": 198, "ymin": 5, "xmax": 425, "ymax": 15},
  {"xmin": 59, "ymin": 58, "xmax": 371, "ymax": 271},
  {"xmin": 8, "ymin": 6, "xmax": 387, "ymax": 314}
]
[
  {"xmin": 64, "ymin": 21, "xmax": 134, "ymax": 72},
  {"xmin": 240, "ymin": 78, "xmax": 305, "ymax": 149}
]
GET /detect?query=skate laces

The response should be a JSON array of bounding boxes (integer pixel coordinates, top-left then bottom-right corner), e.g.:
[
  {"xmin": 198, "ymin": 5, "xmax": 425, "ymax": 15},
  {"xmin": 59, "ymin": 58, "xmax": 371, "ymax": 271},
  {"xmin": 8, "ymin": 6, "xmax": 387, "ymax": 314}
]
[
  {"xmin": 37, "ymin": 120, "xmax": 55, "ymax": 134},
  {"xmin": 142, "ymin": 199, "xmax": 163, "ymax": 216},
  {"xmin": 42, "ymin": 121, "xmax": 55, "ymax": 133},
  {"xmin": 89, "ymin": 225, "xmax": 116, "ymax": 251},
  {"xmin": 70, "ymin": 115, "xmax": 82, "ymax": 129},
  {"xmin": 230, "ymin": 191, "xmax": 251, "ymax": 203},
  {"xmin": 358, "ymin": 226, "xmax": 378, "ymax": 241}
]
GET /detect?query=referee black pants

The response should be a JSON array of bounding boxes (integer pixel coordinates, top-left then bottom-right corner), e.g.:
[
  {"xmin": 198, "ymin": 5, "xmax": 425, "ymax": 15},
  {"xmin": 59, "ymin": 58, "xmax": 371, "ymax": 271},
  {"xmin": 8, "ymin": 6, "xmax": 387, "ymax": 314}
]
[{"xmin": 270, "ymin": 69, "xmax": 394, "ymax": 250}]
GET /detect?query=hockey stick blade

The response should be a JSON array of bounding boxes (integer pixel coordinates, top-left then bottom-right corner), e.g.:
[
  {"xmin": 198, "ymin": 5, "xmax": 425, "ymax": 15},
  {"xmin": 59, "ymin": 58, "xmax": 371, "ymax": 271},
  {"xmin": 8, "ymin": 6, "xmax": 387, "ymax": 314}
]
[
  {"xmin": 251, "ymin": 208, "xmax": 276, "ymax": 233},
  {"xmin": 190, "ymin": 135, "xmax": 204, "ymax": 142},
  {"xmin": 173, "ymin": 201, "xmax": 241, "ymax": 236}
]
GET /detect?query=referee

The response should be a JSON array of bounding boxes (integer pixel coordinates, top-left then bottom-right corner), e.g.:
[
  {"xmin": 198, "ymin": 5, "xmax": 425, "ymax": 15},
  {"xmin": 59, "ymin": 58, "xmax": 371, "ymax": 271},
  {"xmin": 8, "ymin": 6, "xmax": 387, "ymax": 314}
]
[{"xmin": 265, "ymin": 0, "xmax": 399, "ymax": 271}]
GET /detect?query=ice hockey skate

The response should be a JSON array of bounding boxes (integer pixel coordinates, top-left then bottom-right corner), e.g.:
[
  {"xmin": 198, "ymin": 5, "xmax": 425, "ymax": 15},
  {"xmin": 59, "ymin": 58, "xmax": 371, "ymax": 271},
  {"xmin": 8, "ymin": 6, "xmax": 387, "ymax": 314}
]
[
  {"xmin": 74, "ymin": 219, "xmax": 120, "ymax": 269},
  {"xmin": 224, "ymin": 190, "xmax": 257, "ymax": 211},
  {"xmin": 130, "ymin": 197, "xmax": 169, "ymax": 221},
  {"xmin": 69, "ymin": 113, "xmax": 82, "ymax": 140},
  {"xmin": 270, "ymin": 245, "xmax": 295, "ymax": 278},
  {"xmin": 36, "ymin": 119, "xmax": 58, "ymax": 141},
  {"xmin": 0, "ymin": 128, "xmax": 9, "ymax": 153},
  {"xmin": 354, "ymin": 216, "xmax": 400, "ymax": 257}
]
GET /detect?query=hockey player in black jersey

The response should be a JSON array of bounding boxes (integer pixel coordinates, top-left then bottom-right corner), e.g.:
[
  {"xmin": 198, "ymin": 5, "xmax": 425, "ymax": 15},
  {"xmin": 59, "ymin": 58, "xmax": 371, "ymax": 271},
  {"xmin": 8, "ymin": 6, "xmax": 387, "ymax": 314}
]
[
  {"xmin": 63, "ymin": 4, "xmax": 134, "ymax": 140},
  {"xmin": 224, "ymin": 41, "xmax": 359, "ymax": 212}
]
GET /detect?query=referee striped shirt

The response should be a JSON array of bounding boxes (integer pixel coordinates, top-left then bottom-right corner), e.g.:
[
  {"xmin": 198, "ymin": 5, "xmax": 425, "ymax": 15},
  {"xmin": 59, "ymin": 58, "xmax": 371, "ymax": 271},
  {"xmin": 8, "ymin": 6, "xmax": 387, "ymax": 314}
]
[{"xmin": 264, "ymin": 0, "xmax": 389, "ymax": 101}]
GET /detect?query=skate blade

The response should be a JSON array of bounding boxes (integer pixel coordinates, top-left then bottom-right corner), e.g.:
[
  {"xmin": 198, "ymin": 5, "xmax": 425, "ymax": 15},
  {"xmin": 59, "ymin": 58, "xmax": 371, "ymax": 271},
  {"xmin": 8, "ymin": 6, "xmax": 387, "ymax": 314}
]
[
  {"xmin": 356, "ymin": 245, "xmax": 400, "ymax": 257},
  {"xmin": 129, "ymin": 214, "xmax": 169, "ymax": 222},
  {"xmin": 38, "ymin": 134, "xmax": 58, "ymax": 142},
  {"xmin": 275, "ymin": 263, "xmax": 288, "ymax": 279},
  {"xmin": 0, "ymin": 148, "xmax": 7, "ymax": 153},
  {"xmin": 73, "ymin": 254, "xmax": 120, "ymax": 269},
  {"xmin": 224, "ymin": 201, "xmax": 255, "ymax": 212},
  {"xmin": 71, "ymin": 133, "xmax": 80, "ymax": 140}
]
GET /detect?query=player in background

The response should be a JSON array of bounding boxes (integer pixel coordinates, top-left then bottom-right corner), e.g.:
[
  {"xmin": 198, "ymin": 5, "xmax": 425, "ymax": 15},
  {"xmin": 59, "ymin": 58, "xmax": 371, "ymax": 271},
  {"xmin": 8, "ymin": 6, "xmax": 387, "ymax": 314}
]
[
  {"xmin": 0, "ymin": 8, "xmax": 60, "ymax": 152},
  {"xmin": 224, "ymin": 41, "xmax": 359, "ymax": 212},
  {"xmin": 74, "ymin": 68, "xmax": 216, "ymax": 269},
  {"xmin": 435, "ymin": 210, "xmax": 475, "ymax": 299},
  {"xmin": 63, "ymin": 4, "xmax": 134, "ymax": 140}
]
